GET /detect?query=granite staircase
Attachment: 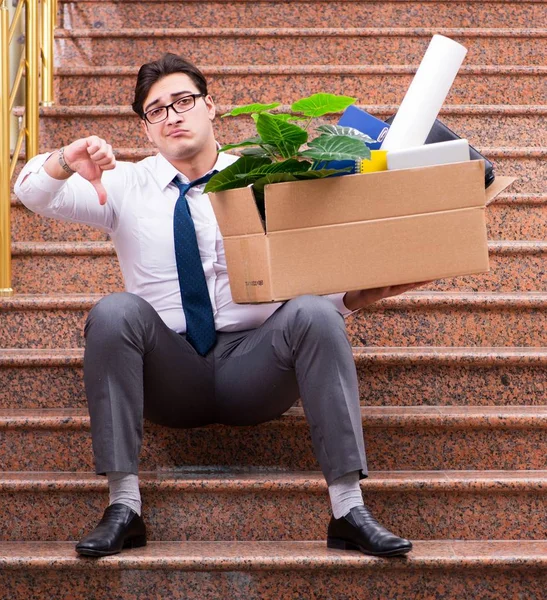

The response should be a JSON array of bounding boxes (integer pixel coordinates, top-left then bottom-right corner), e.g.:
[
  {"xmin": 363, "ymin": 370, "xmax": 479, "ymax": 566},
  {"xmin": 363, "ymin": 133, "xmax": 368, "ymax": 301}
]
[{"xmin": 1, "ymin": 0, "xmax": 546, "ymax": 597}]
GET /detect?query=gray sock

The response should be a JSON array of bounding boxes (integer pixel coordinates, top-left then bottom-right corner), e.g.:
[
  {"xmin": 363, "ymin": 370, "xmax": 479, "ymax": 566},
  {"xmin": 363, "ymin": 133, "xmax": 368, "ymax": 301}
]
[
  {"xmin": 328, "ymin": 471, "xmax": 364, "ymax": 519},
  {"xmin": 107, "ymin": 472, "xmax": 142, "ymax": 516}
]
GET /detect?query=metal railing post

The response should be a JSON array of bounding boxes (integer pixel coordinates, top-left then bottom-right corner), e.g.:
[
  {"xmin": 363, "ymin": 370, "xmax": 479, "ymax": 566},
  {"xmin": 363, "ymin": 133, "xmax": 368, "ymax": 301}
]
[
  {"xmin": 41, "ymin": 0, "xmax": 55, "ymax": 106},
  {"xmin": 25, "ymin": 0, "xmax": 40, "ymax": 158},
  {"xmin": 0, "ymin": 0, "xmax": 13, "ymax": 296}
]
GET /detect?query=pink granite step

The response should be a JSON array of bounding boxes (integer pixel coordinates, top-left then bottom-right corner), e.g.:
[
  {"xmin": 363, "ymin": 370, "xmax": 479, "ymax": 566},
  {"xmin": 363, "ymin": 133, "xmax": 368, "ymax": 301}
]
[
  {"xmin": 54, "ymin": 28, "xmax": 547, "ymax": 67},
  {"xmin": 1, "ymin": 540, "xmax": 546, "ymax": 599},
  {"xmin": 1, "ymin": 293, "xmax": 546, "ymax": 349},
  {"xmin": 10, "ymin": 242, "xmax": 123, "ymax": 294},
  {"xmin": 33, "ymin": 104, "xmax": 547, "ymax": 149},
  {"xmin": 57, "ymin": 0, "xmax": 547, "ymax": 30},
  {"xmin": 53, "ymin": 65, "xmax": 547, "ymax": 106},
  {"xmin": 0, "ymin": 406, "xmax": 545, "ymax": 472},
  {"xmin": 487, "ymin": 194, "xmax": 547, "ymax": 241},
  {"xmin": 10, "ymin": 195, "xmax": 109, "ymax": 242},
  {"xmin": 1, "ymin": 470, "xmax": 545, "ymax": 542},
  {"xmin": 348, "ymin": 292, "xmax": 547, "ymax": 347},
  {"xmin": 1, "ymin": 347, "xmax": 545, "ymax": 409},
  {"xmin": 8, "ymin": 239, "xmax": 547, "ymax": 295}
]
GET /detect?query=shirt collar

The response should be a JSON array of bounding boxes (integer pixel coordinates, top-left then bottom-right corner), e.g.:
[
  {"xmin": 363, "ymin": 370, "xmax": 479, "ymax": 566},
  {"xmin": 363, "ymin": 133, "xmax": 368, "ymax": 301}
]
[{"xmin": 154, "ymin": 148, "xmax": 239, "ymax": 191}]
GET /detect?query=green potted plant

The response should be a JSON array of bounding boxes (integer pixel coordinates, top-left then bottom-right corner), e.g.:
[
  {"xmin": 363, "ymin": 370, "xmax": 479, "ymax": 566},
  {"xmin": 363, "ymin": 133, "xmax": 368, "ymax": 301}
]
[{"xmin": 204, "ymin": 93, "xmax": 375, "ymax": 221}]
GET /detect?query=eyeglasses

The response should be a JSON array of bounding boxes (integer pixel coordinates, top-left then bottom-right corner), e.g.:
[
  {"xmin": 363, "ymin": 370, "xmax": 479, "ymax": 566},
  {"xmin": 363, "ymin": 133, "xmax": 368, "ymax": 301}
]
[{"xmin": 143, "ymin": 93, "xmax": 205, "ymax": 124}]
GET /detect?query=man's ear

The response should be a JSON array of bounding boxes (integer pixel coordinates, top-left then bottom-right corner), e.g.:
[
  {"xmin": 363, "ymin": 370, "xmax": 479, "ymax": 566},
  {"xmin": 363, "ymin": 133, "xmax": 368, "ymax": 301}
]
[
  {"xmin": 205, "ymin": 95, "xmax": 216, "ymax": 121},
  {"xmin": 141, "ymin": 119, "xmax": 153, "ymax": 144}
]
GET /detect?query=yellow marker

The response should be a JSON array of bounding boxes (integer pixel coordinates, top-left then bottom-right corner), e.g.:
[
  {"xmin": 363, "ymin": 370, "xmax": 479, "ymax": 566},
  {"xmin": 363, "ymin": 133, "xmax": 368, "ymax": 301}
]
[{"xmin": 359, "ymin": 150, "xmax": 388, "ymax": 173}]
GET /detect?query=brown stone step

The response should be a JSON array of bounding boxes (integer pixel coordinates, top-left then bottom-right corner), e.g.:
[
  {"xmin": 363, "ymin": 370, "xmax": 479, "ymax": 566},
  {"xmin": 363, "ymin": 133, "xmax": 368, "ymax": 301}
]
[
  {"xmin": 11, "ymin": 241, "xmax": 123, "ymax": 294},
  {"xmin": 10, "ymin": 195, "xmax": 109, "ymax": 242},
  {"xmin": 53, "ymin": 65, "xmax": 547, "ymax": 106},
  {"xmin": 33, "ymin": 104, "xmax": 547, "ymax": 149},
  {"xmin": 54, "ymin": 28, "xmax": 547, "ymax": 67},
  {"xmin": 1, "ymin": 293, "xmax": 545, "ymax": 349},
  {"xmin": 2, "ymin": 539, "xmax": 546, "ymax": 599},
  {"xmin": 349, "ymin": 292, "xmax": 547, "ymax": 347},
  {"xmin": 0, "ymin": 406, "xmax": 545, "ymax": 471},
  {"xmin": 9, "ymin": 239, "xmax": 547, "ymax": 295},
  {"xmin": 1, "ymin": 347, "xmax": 545, "ymax": 409},
  {"xmin": 1, "ymin": 470, "xmax": 545, "ymax": 541},
  {"xmin": 487, "ymin": 194, "xmax": 547, "ymax": 241},
  {"xmin": 57, "ymin": 0, "xmax": 547, "ymax": 30}
]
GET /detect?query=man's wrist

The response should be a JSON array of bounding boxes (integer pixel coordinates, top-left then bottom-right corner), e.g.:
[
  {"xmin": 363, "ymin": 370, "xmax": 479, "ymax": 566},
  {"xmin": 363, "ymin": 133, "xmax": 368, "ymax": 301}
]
[
  {"xmin": 343, "ymin": 291, "xmax": 361, "ymax": 311},
  {"xmin": 58, "ymin": 146, "xmax": 76, "ymax": 176},
  {"xmin": 43, "ymin": 150, "xmax": 72, "ymax": 181}
]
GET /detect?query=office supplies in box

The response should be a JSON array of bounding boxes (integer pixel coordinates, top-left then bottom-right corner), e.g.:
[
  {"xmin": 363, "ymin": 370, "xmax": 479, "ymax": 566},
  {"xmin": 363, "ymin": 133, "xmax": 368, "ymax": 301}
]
[{"xmin": 337, "ymin": 105, "xmax": 390, "ymax": 149}]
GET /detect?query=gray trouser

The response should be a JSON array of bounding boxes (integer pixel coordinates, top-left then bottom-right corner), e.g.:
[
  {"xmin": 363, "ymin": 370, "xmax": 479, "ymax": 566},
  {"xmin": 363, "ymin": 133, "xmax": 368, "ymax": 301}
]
[{"xmin": 83, "ymin": 292, "xmax": 367, "ymax": 485}]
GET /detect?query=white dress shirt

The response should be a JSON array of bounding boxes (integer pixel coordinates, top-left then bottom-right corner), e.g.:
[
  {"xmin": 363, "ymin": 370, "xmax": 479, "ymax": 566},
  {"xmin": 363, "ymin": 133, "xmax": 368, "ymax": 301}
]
[{"xmin": 15, "ymin": 151, "xmax": 353, "ymax": 334}]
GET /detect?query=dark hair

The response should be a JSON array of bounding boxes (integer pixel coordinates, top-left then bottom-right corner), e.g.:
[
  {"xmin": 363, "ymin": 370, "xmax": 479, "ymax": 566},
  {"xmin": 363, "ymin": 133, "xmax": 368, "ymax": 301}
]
[{"xmin": 132, "ymin": 53, "xmax": 208, "ymax": 119}]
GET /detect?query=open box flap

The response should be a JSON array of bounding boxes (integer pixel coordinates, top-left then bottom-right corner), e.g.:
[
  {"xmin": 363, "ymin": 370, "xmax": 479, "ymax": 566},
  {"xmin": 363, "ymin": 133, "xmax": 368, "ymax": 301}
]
[
  {"xmin": 485, "ymin": 176, "xmax": 518, "ymax": 206},
  {"xmin": 208, "ymin": 186, "xmax": 265, "ymax": 237}
]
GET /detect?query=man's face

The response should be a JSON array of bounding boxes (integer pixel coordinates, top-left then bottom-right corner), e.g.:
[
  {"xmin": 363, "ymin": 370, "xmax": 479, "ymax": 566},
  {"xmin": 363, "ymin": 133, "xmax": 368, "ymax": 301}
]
[{"xmin": 141, "ymin": 73, "xmax": 216, "ymax": 161}]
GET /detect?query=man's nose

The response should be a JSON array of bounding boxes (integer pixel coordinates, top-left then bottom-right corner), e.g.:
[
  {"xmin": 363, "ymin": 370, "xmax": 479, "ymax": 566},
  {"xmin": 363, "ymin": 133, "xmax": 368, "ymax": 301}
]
[{"xmin": 165, "ymin": 105, "xmax": 184, "ymax": 124}]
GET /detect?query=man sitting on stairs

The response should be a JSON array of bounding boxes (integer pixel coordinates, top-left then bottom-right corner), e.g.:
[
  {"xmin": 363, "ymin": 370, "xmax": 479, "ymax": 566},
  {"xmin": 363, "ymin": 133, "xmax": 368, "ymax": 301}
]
[{"xmin": 15, "ymin": 53, "xmax": 422, "ymax": 558}]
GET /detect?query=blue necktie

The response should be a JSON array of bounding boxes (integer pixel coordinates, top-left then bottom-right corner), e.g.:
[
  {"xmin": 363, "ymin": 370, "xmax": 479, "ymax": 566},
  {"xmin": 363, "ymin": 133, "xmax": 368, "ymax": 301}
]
[{"xmin": 173, "ymin": 171, "xmax": 218, "ymax": 356}]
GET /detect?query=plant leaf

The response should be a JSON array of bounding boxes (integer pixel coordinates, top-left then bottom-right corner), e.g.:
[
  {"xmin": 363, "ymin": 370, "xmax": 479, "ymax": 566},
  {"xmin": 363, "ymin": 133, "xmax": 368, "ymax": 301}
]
[
  {"xmin": 269, "ymin": 113, "xmax": 302, "ymax": 122},
  {"xmin": 299, "ymin": 134, "xmax": 371, "ymax": 161},
  {"xmin": 291, "ymin": 93, "xmax": 356, "ymax": 118},
  {"xmin": 218, "ymin": 136, "xmax": 263, "ymax": 153},
  {"xmin": 204, "ymin": 156, "xmax": 272, "ymax": 193},
  {"xmin": 221, "ymin": 102, "xmax": 281, "ymax": 118},
  {"xmin": 255, "ymin": 113, "xmax": 308, "ymax": 159},
  {"xmin": 232, "ymin": 159, "xmax": 311, "ymax": 188},
  {"xmin": 253, "ymin": 172, "xmax": 299, "ymax": 193},
  {"xmin": 315, "ymin": 124, "xmax": 376, "ymax": 144},
  {"xmin": 239, "ymin": 145, "xmax": 277, "ymax": 157}
]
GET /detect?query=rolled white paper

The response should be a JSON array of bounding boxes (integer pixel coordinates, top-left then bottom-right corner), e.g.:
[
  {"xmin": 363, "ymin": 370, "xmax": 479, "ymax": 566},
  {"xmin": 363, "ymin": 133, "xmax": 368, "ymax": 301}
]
[
  {"xmin": 387, "ymin": 139, "xmax": 470, "ymax": 171},
  {"xmin": 381, "ymin": 35, "xmax": 468, "ymax": 151}
]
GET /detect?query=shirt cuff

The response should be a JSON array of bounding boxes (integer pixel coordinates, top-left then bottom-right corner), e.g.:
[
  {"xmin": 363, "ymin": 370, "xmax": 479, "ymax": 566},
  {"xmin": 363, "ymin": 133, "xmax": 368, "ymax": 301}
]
[
  {"xmin": 26, "ymin": 152, "xmax": 69, "ymax": 193},
  {"xmin": 329, "ymin": 292, "xmax": 356, "ymax": 317}
]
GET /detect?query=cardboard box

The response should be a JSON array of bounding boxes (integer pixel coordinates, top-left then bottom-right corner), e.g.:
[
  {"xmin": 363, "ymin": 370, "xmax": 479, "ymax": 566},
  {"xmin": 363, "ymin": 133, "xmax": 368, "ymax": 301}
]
[{"xmin": 209, "ymin": 160, "xmax": 515, "ymax": 304}]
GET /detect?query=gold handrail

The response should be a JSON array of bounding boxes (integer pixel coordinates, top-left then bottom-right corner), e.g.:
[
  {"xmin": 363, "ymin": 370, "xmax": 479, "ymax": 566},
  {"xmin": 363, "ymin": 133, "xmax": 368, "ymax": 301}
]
[{"xmin": 0, "ymin": 0, "xmax": 57, "ymax": 296}]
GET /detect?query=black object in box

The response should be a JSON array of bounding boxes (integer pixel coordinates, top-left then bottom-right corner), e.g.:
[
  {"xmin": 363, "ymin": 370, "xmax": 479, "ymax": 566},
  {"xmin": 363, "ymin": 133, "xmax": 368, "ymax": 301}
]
[{"xmin": 385, "ymin": 116, "xmax": 495, "ymax": 188}]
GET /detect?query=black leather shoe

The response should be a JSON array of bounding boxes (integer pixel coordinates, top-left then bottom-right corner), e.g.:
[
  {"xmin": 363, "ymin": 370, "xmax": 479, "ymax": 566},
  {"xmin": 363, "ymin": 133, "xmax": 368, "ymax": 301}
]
[
  {"xmin": 76, "ymin": 503, "xmax": 147, "ymax": 557},
  {"xmin": 327, "ymin": 505, "xmax": 412, "ymax": 557}
]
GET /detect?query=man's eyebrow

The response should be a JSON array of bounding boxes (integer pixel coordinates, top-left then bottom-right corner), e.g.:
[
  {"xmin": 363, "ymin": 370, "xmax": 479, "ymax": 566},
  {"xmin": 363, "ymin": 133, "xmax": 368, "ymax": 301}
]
[{"xmin": 144, "ymin": 90, "xmax": 195, "ymax": 113}]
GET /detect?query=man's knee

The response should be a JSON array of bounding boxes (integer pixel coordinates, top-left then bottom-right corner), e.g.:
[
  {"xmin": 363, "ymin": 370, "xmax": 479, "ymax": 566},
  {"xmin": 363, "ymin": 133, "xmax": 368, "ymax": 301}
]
[
  {"xmin": 84, "ymin": 292, "xmax": 151, "ymax": 339},
  {"xmin": 284, "ymin": 294, "xmax": 343, "ymax": 331}
]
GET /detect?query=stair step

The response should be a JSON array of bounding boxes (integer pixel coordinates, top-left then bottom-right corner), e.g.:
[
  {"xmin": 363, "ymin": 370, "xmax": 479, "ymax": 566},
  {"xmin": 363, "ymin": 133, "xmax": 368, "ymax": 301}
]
[
  {"xmin": 10, "ymin": 197, "xmax": 109, "ymax": 242},
  {"xmin": 1, "ymin": 470, "xmax": 545, "ymax": 541},
  {"xmin": 57, "ymin": 0, "xmax": 547, "ymax": 30},
  {"xmin": 33, "ymin": 104, "xmax": 547, "ymax": 149},
  {"xmin": 11, "ymin": 241, "xmax": 122, "ymax": 295},
  {"xmin": 1, "ymin": 406, "xmax": 545, "ymax": 471},
  {"xmin": 2, "ymin": 292, "xmax": 546, "ymax": 348},
  {"xmin": 1, "ymin": 346, "xmax": 545, "ymax": 408},
  {"xmin": 53, "ymin": 65, "xmax": 547, "ymax": 106},
  {"xmin": 488, "ymin": 193, "xmax": 547, "ymax": 240},
  {"xmin": 1, "ymin": 540, "xmax": 546, "ymax": 599},
  {"xmin": 54, "ymin": 27, "xmax": 547, "ymax": 67},
  {"xmin": 8, "ymin": 236, "xmax": 547, "ymax": 295},
  {"xmin": 350, "ymin": 292, "xmax": 547, "ymax": 347}
]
